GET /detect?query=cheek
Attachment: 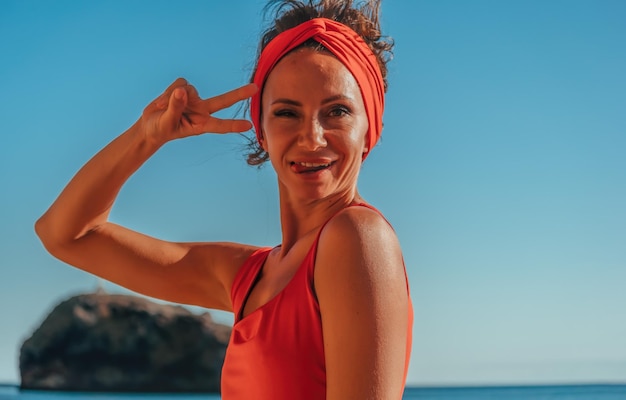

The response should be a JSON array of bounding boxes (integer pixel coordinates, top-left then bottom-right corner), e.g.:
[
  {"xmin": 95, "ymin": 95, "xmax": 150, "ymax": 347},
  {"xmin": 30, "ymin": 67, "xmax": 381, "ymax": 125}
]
[{"xmin": 347, "ymin": 118, "xmax": 369, "ymax": 153}]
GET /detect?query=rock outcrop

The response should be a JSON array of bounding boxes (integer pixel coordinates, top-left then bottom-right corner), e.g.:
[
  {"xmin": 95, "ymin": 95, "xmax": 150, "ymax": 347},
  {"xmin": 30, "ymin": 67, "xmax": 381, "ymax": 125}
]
[{"xmin": 19, "ymin": 291, "xmax": 231, "ymax": 392}]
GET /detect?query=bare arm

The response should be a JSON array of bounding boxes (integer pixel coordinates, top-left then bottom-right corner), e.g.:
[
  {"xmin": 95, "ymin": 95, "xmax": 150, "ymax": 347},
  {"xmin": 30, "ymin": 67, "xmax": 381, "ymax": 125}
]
[
  {"xmin": 316, "ymin": 207, "xmax": 410, "ymax": 400},
  {"xmin": 35, "ymin": 78, "xmax": 259, "ymax": 310}
]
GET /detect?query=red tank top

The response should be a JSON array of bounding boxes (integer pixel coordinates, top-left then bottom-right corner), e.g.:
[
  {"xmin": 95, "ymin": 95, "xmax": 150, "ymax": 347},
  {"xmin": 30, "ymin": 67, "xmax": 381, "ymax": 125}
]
[{"xmin": 221, "ymin": 205, "xmax": 413, "ymax": 399}]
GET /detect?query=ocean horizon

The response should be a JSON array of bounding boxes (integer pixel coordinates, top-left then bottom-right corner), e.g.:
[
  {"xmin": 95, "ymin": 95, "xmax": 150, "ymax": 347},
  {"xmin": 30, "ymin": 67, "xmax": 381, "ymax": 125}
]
[{"xmin": 2, "ymin": 383, "xmax": 626, "ymax": 399}]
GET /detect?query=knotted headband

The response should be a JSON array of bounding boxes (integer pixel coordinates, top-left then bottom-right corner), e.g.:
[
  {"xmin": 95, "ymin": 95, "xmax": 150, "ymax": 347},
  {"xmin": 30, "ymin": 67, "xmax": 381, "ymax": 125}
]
[{"xmin": 250, "ymin": 17, "xmax": 385, "ymax": 159}]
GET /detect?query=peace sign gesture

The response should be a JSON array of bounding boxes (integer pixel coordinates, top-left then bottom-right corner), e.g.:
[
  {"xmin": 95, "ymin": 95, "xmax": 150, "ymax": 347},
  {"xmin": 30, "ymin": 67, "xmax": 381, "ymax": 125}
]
[{"xmin": 140, "ymin": 78, "xmax": 257, "ymax": 145}]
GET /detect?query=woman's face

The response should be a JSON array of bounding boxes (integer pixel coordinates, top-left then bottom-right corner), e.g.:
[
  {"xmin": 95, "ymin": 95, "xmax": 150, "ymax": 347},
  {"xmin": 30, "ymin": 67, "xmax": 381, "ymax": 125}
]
[{"xmin": 260, "ymin": 47, "xmax": 369, "ymax": 202}]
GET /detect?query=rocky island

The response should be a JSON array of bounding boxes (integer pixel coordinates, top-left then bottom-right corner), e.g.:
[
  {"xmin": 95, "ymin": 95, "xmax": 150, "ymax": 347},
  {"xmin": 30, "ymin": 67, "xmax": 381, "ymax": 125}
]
[{"xmin": 19, "ymin": 291, "xmax": 231, "ymax": 392}]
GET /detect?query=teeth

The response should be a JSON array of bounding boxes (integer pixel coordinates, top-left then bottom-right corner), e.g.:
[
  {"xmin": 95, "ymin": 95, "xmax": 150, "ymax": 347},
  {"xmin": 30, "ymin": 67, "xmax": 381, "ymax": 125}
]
[{"xmin": 297, "ymin": 162, "xmax": 330, "ymax": 168}]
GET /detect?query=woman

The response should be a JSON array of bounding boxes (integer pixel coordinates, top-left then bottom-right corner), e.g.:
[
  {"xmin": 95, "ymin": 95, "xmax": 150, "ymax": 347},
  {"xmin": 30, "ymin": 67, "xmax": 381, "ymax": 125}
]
[{"xmin": 35, "ymin": 0, "xmax": 412, "ymax": 398}]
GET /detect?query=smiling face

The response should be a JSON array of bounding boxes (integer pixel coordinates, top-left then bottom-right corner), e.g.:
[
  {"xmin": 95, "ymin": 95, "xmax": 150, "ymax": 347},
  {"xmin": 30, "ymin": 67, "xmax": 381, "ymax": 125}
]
[{"xmin": 260, "ymin": 47, "xmax": 369, "ymax": 203}]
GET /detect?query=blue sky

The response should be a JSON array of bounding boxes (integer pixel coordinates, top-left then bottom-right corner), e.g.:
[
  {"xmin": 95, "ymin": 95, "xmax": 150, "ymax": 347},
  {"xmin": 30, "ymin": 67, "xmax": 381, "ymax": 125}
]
[{"xmin": 1, "ymin": 0, "xmax": 625, "ymax": 386}]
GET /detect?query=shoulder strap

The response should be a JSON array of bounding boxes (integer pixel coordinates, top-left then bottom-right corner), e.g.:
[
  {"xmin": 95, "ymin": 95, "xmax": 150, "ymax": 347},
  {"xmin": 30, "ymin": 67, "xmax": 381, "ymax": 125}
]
[{"xmin": 230, "ymin": 247, "xmax": 273, "ymax": 322}]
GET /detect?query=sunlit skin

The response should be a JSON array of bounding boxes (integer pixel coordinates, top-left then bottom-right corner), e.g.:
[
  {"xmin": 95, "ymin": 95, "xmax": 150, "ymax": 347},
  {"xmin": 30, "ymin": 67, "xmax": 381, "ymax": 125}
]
[
  {"xmin": 241, "ymin": 48, "xmax": 374, "ymax": 316},
  {"xmin": 35, "ymin": 49, "xmax": 409, "ymax": 399},
  {"xmin": 261, "ymin": 48, "xmax": 369, "ymax": 211},
  {"xmin": 254, "ymin": 48, "xmax": 408, "ymax": 399}
]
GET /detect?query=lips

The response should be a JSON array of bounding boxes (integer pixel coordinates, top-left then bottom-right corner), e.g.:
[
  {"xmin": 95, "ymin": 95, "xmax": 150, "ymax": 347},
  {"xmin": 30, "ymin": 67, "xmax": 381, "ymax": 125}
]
[{"xmin": 291, "ymin": 161, "xmax": 334, "ymax": 174}]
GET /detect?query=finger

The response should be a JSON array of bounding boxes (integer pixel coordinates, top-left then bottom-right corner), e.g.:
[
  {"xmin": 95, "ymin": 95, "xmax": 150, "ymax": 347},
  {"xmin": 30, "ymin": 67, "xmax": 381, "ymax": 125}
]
[
  {"xmin": 154, "ymin": 77, "xmax": 189, "ymax": 107},
  {"xmin": 162, "ymin": 87, "xmax": 188, "ymax": 129},
  {"xmin": 181, "ymin": 84, "xmax": 203, "ymax": 109},
  {"xmin": 185, "ymin": 84, "xmax": 200, "ymax": 99},
  {"xmin": 164, "ymin": 77, "xmax": 188, "ymax": 94},
  {"xmin": 194, "ymin": 117, "xmax": 253, "ymax": 135},
  {"xmin": 202, "ymin": 83, "xmax": 258, "ymax": 113}
]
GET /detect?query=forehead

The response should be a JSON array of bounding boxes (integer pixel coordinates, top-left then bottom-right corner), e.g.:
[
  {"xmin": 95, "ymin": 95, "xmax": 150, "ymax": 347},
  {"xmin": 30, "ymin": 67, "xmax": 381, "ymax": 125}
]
[{"xmin": 262, "ymin": 47, "xmax": 362, "ymax": 100}]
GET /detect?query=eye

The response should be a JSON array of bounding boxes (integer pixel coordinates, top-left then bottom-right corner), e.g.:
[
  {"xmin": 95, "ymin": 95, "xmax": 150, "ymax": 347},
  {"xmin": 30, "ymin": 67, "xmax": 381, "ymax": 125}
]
[
  {"xmin": 274, "ymin": 109, "xmax": 297, "ymax": 118},
  {"xmin": 329, "ymin": 105, "xmax": 350, "ymax": 117}
]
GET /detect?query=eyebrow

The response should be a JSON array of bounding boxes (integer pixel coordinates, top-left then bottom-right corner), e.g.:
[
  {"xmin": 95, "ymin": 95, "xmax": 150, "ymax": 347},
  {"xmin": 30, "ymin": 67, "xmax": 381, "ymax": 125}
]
[{"xmin": 271, "ymin": 94, "xmax": 354, "ymax": 106}]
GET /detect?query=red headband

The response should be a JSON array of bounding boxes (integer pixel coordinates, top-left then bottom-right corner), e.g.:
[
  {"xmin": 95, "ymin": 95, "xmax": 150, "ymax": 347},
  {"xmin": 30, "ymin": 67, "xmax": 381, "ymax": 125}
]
[{"xmin": 250, "ymin": 17, "xmax": 385, "ymax": 158}]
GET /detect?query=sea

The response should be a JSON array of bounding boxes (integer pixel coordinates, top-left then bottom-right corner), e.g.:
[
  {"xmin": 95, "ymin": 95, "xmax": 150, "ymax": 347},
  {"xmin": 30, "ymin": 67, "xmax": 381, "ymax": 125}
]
[{"xmin": 2, "ymin": 384, "xmax": 626, "ymax": 400}]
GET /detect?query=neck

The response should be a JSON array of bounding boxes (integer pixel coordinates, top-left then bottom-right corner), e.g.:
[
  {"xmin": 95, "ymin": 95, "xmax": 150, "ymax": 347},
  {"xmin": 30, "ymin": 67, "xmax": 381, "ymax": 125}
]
[{"xmin": 277, "ymin": 183, "xmax": 363, "ymax": 254}]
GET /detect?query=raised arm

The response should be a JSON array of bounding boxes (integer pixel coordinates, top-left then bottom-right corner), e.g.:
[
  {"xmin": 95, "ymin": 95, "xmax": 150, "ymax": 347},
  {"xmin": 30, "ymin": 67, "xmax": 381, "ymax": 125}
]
[
  {"xmin": 35, "ymin": 78, "xmax": 259, "ymax": 310},
  {"xmin": 316, "ymin": 206, "xmax": 411, "ymax": 400}
]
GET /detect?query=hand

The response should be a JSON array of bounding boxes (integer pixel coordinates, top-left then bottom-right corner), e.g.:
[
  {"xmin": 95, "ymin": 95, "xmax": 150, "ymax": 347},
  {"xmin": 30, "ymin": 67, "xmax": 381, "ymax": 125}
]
[{"xmin": 140, "ymin": 78, "xmax": 257, "ymax": 145}]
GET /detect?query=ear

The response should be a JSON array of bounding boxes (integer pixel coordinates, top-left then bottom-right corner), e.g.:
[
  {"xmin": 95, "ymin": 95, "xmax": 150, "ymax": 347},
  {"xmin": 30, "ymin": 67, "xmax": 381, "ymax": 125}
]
[
  {"xmin": 362, "ymin": 133, "xmax": 370, "ymax": 155},
  {"xmin": 361, "ymin": 136, "xmax": 370, "ymax": 159},
  {"xmin": 259, "ymin": 131, "xmax": 267, "ymax": 152}
]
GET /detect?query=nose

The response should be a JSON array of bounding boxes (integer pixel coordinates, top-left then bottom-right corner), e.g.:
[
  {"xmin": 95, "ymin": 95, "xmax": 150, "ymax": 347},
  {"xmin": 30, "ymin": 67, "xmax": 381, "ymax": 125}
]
[{"xmin": 297, "ymin": 117, "xmax": 327, "ymax": 150}]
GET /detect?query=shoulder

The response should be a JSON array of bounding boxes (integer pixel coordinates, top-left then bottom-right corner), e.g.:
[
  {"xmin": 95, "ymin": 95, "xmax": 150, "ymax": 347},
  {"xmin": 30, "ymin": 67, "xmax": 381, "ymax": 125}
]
[
  {"xmin": 314, "ymin": 205, "xmax": 405, "ymax": 291},
  {"xmin": 193, "ymin": 242, "xmax": 265, "ymax": 285},
  {"xmin": 313, "ymin": 205, "xmax": 410, "ymax": 398},
  {"xmin": 320, "ymin": 205, "xmax": 401, "ymax": 260},
  {"xmin": 178, "ymin": 242, "xmax": 263, "ymax": 310}
]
